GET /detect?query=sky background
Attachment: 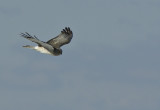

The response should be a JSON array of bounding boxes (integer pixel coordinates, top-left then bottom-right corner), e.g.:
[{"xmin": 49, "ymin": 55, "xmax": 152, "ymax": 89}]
[{"xmin": 0, "ymin": 0, "xmax": 160, "ymax": 110}]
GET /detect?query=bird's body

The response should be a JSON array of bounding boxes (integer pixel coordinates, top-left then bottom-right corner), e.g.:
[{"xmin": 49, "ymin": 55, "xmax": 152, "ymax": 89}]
[
  {"xmin": 34, "ymin": 46, "xmax": 52, "ymax": 54},
  {"xmin": 21, "ymin": 27, "xmax": 73, "ymax": 56}
]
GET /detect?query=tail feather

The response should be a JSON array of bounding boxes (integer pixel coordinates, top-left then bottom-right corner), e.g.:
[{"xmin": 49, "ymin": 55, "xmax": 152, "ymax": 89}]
[{"xmin": 23, "ymin": 45, "xmax": 34, "ymax": 49}]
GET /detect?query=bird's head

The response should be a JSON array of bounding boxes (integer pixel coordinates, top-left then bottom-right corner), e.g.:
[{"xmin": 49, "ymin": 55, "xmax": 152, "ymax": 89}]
[
  {"xmin": 59, "ymin": 48, "xmax": 62, "ymax": 55},
  {"xmin": 54, "ymin": 48, "xmax": 62, "ymax": 56}
]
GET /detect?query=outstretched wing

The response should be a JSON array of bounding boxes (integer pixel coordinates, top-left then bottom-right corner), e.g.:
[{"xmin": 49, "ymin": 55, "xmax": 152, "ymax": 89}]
[
  {"xmin": 20, "ymin": 32, "xmax": 54, "ymax": 52},
  {"xmin": 20, "ymin": 32, "xmax": 43, "ymax": 46},
  {"xmin": 47, "ymin": 27, "xmax": 73, "ymax": 48}
]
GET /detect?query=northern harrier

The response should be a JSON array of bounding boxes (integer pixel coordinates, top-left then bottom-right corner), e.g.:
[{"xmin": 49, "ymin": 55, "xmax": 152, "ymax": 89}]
[{"xmin": 20, "ymin": 27, "xmax": 73, "ymax": 56}]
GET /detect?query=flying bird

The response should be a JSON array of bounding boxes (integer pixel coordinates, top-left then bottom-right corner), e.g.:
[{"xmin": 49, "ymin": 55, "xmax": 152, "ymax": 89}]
[{"xmin": 20, "ymin": 27, "xmax": 73, "ymax": 56}]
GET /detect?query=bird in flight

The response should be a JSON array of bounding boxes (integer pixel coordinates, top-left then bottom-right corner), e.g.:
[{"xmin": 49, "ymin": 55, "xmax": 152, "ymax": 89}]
[{"xmin": 20, "ymin": 27, "xmax": 73, "ymax": 56}]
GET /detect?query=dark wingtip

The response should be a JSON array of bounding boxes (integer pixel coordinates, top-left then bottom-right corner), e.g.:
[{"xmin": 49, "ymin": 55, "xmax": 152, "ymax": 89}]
[
  {"xmin": 20, "ymin": 32, "xmax": 26, "ymax": 37},
  {"xmin": 60, "ymin": 27, "xmax": 72, "ymax": 35},
  {"xmin": 61, "ymin": 27, "xmax": 72, "ymax": 34},
  {"xmin": 68, "ymin": 27, "xmax": 70, "ymax": 31},
  {"xmin": 65, "ymin": 27, "xmax": 71, "ymax": 32},
  {"xmin": 63, "ymin": 29, "xmax": 66, "ymax": 33},
  {"xmin": 61, "ymin": 31, "xmax": 64, "ymax": 33}
]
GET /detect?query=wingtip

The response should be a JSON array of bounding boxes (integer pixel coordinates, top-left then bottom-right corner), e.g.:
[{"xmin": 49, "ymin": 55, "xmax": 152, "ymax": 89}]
[
  {"xmin": 61, "ymin": 27, "xmax": 72, "ymax": 34},
  {"xmin": 20, "ymin": 33, "xmax": 25, "ymax": 37}
]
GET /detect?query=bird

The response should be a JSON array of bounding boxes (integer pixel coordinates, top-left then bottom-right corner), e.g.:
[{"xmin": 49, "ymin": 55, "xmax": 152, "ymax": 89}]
[{"xmin": 20, "ymin": 27, "xmax": 73, "ymax": 56}]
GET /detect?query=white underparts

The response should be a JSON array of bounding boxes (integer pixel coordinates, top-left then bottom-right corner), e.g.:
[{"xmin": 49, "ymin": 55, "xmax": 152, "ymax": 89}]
[{"xmin": 34, "ymin": 46, "xmax": 52, "ymax": 55}]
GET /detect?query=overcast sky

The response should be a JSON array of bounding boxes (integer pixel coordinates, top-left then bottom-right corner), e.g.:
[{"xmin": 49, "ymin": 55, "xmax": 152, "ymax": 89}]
[{"xmin": 0, "ymin": 0, "xmax": 160, "ymax": 110}]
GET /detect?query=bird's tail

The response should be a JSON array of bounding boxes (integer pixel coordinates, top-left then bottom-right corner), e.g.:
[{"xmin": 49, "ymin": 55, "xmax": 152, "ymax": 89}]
[{"xmin": 23, "ymin": 45, "xmax": 34, "ymax": 49}]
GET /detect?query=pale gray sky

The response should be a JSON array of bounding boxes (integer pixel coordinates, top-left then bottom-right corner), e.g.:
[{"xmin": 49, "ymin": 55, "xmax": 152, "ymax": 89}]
[{"xmin": 0, "ymin": 0, "xmax": 160, "ymax": 110}]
